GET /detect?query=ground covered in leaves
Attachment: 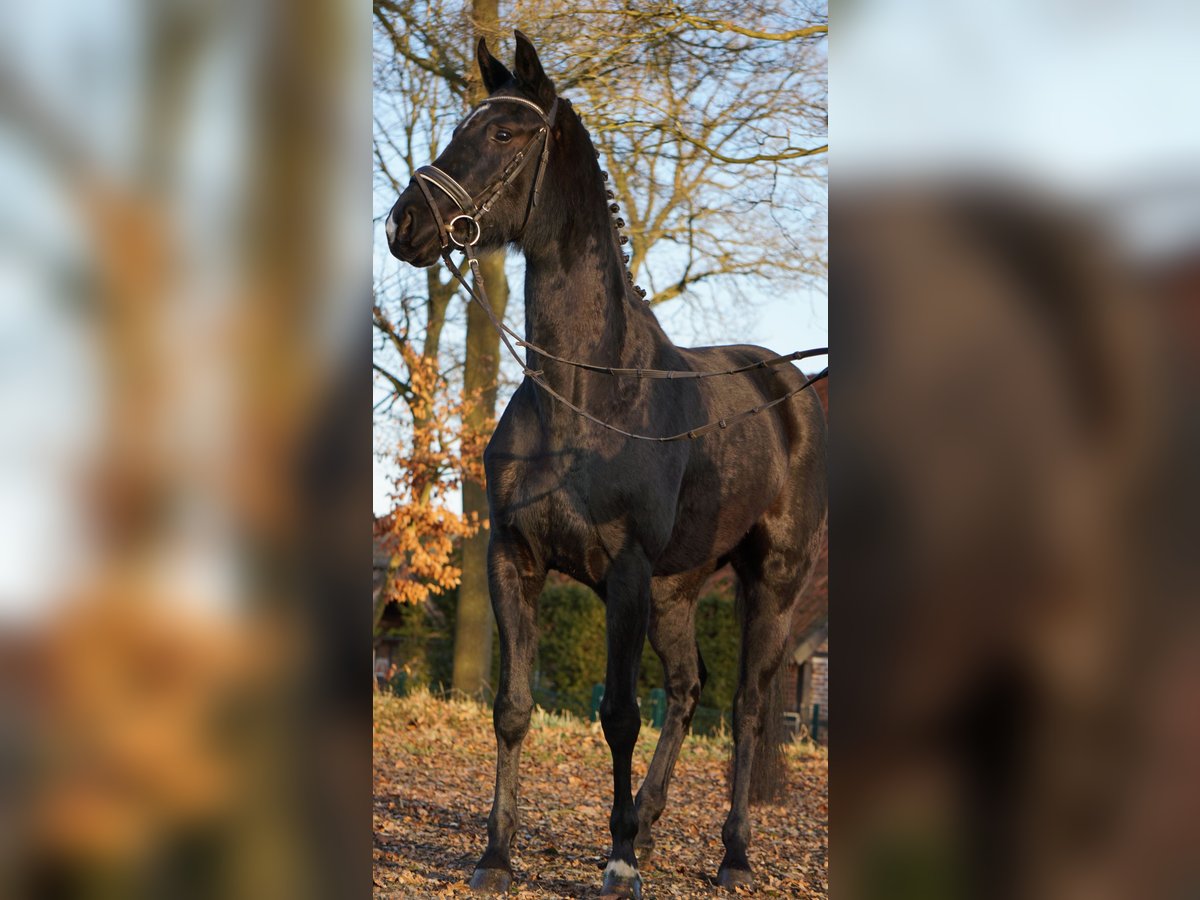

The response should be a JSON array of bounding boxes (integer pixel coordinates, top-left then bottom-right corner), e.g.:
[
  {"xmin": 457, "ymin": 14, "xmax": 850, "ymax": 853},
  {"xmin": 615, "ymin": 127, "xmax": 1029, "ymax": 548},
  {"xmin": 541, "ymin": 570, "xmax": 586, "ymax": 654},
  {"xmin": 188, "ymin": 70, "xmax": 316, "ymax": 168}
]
[{"xmin": 373, "ymin": 691, "xmax": 827, "ymax": 897}]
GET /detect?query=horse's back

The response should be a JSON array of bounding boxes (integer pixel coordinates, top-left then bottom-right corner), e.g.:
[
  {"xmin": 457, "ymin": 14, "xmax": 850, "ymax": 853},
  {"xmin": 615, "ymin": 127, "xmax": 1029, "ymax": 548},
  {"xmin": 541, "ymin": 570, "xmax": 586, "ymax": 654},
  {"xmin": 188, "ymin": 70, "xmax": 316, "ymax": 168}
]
[{"xmin": 678, "ymin": 342, "xmax": 826, "ymax": 460}]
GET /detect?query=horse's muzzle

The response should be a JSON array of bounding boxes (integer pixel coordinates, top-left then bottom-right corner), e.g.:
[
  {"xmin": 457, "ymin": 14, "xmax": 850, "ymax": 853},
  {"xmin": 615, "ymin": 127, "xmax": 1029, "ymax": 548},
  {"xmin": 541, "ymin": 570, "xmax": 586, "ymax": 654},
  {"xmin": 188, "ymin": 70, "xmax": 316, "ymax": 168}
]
[{"xmin": 386, "ymin": 190, "xmax": 442, "ymax": 267}]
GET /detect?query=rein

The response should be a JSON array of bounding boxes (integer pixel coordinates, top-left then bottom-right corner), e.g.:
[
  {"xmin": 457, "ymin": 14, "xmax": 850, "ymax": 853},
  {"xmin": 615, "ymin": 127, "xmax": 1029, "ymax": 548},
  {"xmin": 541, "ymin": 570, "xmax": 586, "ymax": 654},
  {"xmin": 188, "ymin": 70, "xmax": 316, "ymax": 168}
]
[
  {"xmin": 442, "ymin": 243, "xmax": 828, "ymax": 443},
  {"xmin": 414, "ymin": 95, "xmax": 829, "ymax": 444}
]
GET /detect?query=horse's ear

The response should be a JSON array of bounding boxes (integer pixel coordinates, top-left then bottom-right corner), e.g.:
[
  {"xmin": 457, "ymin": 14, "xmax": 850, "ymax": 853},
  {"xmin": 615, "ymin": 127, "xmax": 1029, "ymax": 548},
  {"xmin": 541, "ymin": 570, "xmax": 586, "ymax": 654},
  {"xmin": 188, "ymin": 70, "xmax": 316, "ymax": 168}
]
[
  {"xmin": 477, "ymin": 37, "xmax": 512, "ymax": 94},
  {"xmin": 512, "ymin": 29, "xmax": 556, "ymax": 109}
]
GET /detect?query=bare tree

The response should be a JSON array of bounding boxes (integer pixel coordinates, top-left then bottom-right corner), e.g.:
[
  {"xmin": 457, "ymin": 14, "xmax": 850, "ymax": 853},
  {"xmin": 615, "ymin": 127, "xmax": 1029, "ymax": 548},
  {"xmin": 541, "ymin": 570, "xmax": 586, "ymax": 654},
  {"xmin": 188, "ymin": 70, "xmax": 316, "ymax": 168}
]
[
  {"xmin": 372, "ymin": 0, "xmax": 827, "ymax": 693},
  {"xmin": 516, "ymin": 0, "xmax": 827, "ymax": 307}
]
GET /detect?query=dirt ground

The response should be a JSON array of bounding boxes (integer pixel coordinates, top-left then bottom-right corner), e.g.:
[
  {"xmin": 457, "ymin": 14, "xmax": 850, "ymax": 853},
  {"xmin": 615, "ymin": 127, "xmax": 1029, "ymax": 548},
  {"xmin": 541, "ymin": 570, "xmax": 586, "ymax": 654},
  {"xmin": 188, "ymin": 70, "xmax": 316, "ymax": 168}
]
[{"xmin": 373, "ymin": 691, "xmax": 828, "ymax": 897}]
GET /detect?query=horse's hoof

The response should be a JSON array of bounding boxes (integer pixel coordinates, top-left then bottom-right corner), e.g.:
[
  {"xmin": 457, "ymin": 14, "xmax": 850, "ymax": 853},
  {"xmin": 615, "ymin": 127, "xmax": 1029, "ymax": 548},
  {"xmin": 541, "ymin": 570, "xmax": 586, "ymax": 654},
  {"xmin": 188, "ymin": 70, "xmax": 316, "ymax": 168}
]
[
  {"xmin": 717, "ymin": 865, "xmax": 754, "ymax": 890},
  {"xmin": 599, "ymin": 860, "xmax": 643, "ymax": 899},
  {"xmin": 469, "ymin": 867, "xmax": 512, "ymax": 893}
]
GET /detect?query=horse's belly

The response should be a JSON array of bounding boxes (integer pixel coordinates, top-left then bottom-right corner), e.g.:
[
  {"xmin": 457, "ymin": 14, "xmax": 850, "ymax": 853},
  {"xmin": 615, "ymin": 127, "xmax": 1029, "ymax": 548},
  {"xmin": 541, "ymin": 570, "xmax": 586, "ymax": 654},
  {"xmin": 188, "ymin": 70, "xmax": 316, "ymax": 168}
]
[
  {"xmin": 653, "ymin": 494, "xmax": 766, "ymax": 575},
  {"xmin": 653, "ymin": 513, "xmax": 750, "ymax": 575},
  {"xmin": 653, "ymin": 448, "xmax": 787, "ymax": 574}
]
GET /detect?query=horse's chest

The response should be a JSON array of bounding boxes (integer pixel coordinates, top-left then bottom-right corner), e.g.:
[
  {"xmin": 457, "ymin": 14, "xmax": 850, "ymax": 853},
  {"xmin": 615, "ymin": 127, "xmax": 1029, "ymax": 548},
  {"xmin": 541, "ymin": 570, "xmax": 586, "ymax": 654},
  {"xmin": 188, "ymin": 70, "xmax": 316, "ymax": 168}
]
[{"xmin": 491, "ymin": 458, "xmax": 620, "ymax": 584}]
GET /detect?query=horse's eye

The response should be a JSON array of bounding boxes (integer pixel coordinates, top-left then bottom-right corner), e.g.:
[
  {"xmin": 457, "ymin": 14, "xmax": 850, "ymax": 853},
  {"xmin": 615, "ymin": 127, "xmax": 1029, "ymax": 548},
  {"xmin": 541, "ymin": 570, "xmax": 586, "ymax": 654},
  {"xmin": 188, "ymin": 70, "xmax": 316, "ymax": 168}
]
[{"xmin": 493, "ymin": 128, "xmax": 513, "ymax": 143}]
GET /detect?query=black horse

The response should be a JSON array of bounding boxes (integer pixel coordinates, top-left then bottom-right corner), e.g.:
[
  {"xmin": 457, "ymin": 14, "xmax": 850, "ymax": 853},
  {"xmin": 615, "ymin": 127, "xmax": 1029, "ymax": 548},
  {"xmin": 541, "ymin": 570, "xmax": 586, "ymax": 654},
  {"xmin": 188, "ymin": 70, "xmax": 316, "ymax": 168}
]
[{"xmin": 386, "ymin": 31, "xmax": 827, "ymax": 898}]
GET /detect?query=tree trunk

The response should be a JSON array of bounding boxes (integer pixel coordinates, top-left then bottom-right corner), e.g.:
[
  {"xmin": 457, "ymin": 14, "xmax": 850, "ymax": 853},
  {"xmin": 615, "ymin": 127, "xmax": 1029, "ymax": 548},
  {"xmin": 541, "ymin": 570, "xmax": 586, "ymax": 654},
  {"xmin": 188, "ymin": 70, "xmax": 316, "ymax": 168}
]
[
  {"xmin": 452, "ymin": 0, "xmax": 506, "ymax": 697},
  {"xmin": 452, "ymin": 247, "xmax": 508, "ymax": 696},
  {"xmin": 423, "ymin": 267, "xmax": 453, "ymax": 359},
  {"xmin": 414, "ymin": 269, "xmax": 456, "ymax": 507}
]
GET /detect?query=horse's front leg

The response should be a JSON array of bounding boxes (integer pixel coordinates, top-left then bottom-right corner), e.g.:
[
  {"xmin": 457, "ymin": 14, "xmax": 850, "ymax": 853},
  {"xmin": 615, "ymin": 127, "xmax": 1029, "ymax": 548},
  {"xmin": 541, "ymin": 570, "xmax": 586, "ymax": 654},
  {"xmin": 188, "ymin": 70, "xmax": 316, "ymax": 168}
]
[
  {"xmin": 598, "ymin": 552, "xmax": 652, "ymax": 900},
  {"xmin": 469, "ymin": 532, "xmax": 545, "ymax": 893}
]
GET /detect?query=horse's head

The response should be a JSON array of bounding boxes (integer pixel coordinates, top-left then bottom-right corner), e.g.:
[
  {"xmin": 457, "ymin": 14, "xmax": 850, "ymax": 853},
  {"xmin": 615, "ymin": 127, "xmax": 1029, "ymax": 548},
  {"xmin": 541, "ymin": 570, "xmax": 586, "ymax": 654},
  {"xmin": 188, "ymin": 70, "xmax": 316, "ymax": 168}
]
[{"xmin": 386, "ymin": 30, "xmax": 559, "ymax": 267}]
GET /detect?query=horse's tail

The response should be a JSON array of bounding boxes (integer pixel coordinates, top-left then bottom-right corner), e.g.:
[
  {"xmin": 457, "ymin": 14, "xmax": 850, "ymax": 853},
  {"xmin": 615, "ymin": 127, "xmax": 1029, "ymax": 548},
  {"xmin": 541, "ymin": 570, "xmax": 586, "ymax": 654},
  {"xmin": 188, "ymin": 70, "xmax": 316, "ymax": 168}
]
[
  {"xmin": 749, "ymin": 659, "xmax": 788, "ymax": 805},
  {"xmin": 730, "ymin": 584, "xmax": 789, "ymax": 806}
]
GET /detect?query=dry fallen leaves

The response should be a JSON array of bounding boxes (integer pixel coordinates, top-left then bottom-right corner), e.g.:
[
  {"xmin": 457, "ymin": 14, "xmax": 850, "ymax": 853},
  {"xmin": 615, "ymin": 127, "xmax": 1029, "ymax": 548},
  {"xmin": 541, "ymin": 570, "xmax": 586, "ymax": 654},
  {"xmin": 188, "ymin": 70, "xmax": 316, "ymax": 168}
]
[{"xmin": 374, "ymin": 691, "xmax": 827, "ymax": 898}]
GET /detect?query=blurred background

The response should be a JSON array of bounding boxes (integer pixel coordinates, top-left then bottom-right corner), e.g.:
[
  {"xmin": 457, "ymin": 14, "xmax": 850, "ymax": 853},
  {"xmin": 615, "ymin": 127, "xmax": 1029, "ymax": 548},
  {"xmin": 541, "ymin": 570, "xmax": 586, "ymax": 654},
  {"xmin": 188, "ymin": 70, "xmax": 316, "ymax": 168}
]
[
  {"xmin": 0, "ymin": 1, "xmax": 371, "ymax": 897},
  {"xmin": 832, "ymin": 2, "xmax": 1200, "ymax": 899},
  {"xmin": 5, "ymin": 0, "xmax": 1200, "ymax": 898}
]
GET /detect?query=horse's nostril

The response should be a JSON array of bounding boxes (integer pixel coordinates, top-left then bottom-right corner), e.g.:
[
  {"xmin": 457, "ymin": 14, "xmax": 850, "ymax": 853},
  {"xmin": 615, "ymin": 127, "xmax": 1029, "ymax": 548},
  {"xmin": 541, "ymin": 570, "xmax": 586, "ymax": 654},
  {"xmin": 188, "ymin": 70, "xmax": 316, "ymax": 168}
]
[{"xmin": 386, "ymin": 204, "xmax": 416, "ymax": 247}]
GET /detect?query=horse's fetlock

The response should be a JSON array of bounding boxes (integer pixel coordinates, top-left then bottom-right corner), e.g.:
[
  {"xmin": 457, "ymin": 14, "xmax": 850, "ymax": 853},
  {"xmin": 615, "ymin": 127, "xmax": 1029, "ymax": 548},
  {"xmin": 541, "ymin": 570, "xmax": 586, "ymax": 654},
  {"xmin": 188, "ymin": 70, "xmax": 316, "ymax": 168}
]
[
  {"xmin": 610, "ymin": 806, "xmax": 639, "ymax": 843},
  {"xmin": 499, "ymin": 809, "xmax": 518, "ymax": 836},
  {"xmin": 721, "ymin": 813, "xmax": 750, "ymax": 850}
]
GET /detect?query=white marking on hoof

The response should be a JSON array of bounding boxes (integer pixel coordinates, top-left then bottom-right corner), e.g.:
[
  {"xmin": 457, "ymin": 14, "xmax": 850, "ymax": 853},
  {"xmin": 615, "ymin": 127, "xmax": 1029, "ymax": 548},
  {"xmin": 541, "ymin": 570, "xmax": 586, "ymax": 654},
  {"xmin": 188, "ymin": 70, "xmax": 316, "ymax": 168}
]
[{"xmin": 604, "ymin": 859, "xmax": 638, "ymax": 880}]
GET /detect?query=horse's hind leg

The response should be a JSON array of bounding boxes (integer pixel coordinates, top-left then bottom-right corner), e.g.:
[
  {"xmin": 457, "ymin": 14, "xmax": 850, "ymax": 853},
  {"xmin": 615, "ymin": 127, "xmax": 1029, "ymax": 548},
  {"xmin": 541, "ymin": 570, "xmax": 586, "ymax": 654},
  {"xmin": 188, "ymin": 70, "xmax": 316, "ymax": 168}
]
[
  {"xmin": 469, "ymin": 531, "xmax": 546, "ymax": 893},
  {"xmin": 719, "ymin": 525, "xmax": 820, "ymax": 889},
  {"xmin": 634, "ymin": 566, "xmax": 711, "ymax": 861}
]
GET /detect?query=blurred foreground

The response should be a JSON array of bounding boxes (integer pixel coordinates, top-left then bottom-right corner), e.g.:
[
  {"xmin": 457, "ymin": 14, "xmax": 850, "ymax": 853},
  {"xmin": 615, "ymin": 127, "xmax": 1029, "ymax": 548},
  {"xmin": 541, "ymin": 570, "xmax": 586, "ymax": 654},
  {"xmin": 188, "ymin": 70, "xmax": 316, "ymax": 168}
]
[
  {"xmin": 0, "ymin": 2, "xmax": 370, "ymax": 897},
  {"xmin": 833, "ymin": 184, "xmax": 1200, "ymax": 900},
  {"xmin": 832, "ymin": 4, "xmax": 1200, "ymax": 898}
]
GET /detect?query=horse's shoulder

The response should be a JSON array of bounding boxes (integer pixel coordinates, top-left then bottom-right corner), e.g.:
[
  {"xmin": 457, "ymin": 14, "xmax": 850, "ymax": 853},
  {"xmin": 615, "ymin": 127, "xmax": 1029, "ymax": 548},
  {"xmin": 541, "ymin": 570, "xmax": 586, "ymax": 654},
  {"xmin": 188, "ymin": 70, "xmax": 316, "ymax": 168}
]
[
  {"xmin": 486, "ymin": 380, "xmax": 537, "ymax": 439},
  {"xmin": 484, "ymin": 382, "xmax": 549, "ymax": 491}
]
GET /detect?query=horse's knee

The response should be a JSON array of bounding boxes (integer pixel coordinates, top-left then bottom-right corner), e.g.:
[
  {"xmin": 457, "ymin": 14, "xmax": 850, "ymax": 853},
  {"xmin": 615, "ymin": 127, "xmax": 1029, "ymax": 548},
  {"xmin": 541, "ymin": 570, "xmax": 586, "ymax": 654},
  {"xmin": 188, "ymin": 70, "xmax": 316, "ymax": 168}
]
[
  {"xmin": 599, "ymin": 694, "xmax": 641, "ymax": 752},
  {"xmin": 733, "ymin": 686, "xmax": 765, "ymax": 729},
  {"xmin": 493, "ymin": 692, "xmax": 532, "ymax": 745},
  {"xmin": 733, "ymin": 693, "xmax": 757, "ymax": 725}
]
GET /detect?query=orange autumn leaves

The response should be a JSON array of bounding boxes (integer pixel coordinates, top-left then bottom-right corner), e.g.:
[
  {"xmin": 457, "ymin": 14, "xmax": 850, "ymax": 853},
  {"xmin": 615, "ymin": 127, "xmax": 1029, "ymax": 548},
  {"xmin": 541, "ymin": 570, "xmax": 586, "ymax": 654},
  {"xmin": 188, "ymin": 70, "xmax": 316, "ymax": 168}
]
[{"xmin": 377, "ymin": 330, "xmax": 491, "ymax": 609}]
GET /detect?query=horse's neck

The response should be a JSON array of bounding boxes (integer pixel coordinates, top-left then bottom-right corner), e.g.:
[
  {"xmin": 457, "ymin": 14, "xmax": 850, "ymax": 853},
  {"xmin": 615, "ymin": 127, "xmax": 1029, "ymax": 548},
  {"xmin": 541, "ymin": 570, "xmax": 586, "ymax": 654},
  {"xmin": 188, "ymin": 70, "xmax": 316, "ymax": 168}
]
[
  {"xmin": 521, "ymin": 127, "xmax": 668, "ymax": 385},
  {"xmin": 520, "ymin": 200, "xmax": 662, "ymax": 381},
  {"xmin": 523, "ymin": 248, "xmax": 639, "ymax": 372}
]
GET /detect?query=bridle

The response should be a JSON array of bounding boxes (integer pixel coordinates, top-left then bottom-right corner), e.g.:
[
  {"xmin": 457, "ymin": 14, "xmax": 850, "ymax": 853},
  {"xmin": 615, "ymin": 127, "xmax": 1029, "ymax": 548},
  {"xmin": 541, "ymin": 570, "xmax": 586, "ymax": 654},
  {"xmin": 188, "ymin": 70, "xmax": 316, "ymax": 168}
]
[
  {"xmin": 412, "ymin": 94, "xmax": 558, "ymax": 250},
  {"xmin": 408, "ymin": 93, "xmax": 829, "ymax": 443}
]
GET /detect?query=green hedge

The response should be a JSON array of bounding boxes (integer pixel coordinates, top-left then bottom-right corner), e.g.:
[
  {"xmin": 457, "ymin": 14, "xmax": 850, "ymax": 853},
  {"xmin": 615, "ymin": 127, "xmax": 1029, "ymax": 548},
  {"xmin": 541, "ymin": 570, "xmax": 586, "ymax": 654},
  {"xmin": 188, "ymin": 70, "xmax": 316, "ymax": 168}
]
[
  {"xmin": 378, "ymin": 577, "xmax": 740, "ymax": 727},
  {"xmin": 530, "ymin": 580, "xmax": 609, "ymax": 716},
  {"xmin": 531, "ymin": 580, "xmax": 739, "ymax": 719}
]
